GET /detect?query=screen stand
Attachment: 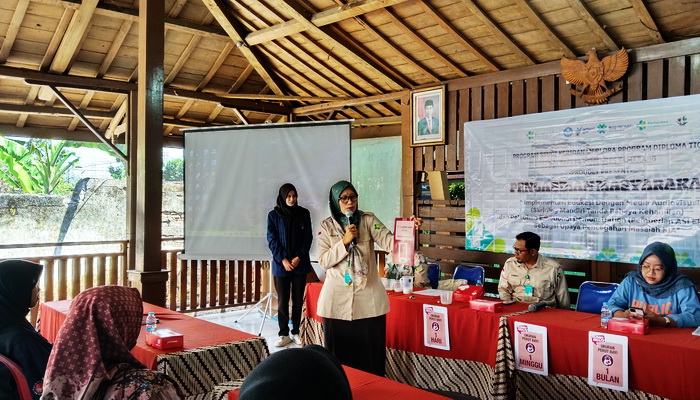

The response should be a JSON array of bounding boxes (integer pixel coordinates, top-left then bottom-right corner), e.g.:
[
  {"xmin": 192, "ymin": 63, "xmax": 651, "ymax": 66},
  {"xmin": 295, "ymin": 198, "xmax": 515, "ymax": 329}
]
[{"xmin": 235, "ymin": 267, "xmax": 277, "ymax": 336}]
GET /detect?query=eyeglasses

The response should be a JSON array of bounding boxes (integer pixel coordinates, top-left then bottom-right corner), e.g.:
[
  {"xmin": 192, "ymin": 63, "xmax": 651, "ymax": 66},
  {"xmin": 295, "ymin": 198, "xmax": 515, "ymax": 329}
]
[
  {"xmin": 338, "ymin": 195, "xmax": 358, "ymax": 203},
  {"xmin": 513, "ymin": 247, "xmax": 529, "ymax": 254},
  {"xmin": 641, "ymin": 264, "xmax": 664, "ymax": 274}
]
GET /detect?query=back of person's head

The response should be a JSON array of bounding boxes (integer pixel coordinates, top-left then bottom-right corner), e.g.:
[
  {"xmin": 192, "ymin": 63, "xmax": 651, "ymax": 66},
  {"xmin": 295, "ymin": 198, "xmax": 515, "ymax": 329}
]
[
  {"xmin": 0, "ymin": 259, "xmax": 42, "ymax": 325},
  {"xmin": 239, "ymin": 345, "xmax": 352, "ymax": 400},
  {"xmin": 42, "ymin": 285, "xmax": 145, "ymax": 399},
  {"xmin": 516, "ymin": 231, "xmax": 540, "ymax": 251}
]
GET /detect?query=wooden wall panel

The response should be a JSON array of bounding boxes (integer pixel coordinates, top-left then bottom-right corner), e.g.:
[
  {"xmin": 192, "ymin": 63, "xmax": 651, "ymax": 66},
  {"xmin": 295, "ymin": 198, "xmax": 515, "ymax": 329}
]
[
  {"xmin": 511, "ymin": 80, "xmax": 524, "ymax": 116},
  {"xmin": 483, "ymin": 85, "xmax": 495, "ymax": 120},
  {"xmin": 646, "ymin": 59, "xmax": 664, "ymax": 99},
  {"xmin": 446, "ymin": 90, "xmax": 457, "ymax": 171},
  {"xmin": 541, "ymin": 75, "xmax": 555, "ymax": 111},
  {"xmin": 497, "ymin": 82, "xmax": 509, "ymax": 118},
  {"xmin": 457, "ymin": 89, "xmax": 469, "ymax": 172},
  {"xmin": 526, "ymin": 77, "xmax": 539, "ymax": 114},
  {"xmin": 667, "ymin": 56, "xmax": 685, "ymax": 96},
  {"xmin": 691, "ymin": 54, "xmax": 700, "ymax": 94},
  {"xmin": 558, "ymin": 76, "xmax": 571, "ymax": 111}
]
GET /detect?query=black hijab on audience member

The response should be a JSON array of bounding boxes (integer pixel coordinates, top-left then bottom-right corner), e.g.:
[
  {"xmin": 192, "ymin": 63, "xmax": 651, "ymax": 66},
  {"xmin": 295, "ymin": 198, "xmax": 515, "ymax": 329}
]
[
  {"xmin": 0, "ymin": 259, "xmax": 42, "ymax": 329},
  {"xmin": 274, "ymin": 183, "xmax": 304, "ymax": 259},
  {"xmin": 239, "ymin": 344, "xmax": 352, "ymax": 400}
]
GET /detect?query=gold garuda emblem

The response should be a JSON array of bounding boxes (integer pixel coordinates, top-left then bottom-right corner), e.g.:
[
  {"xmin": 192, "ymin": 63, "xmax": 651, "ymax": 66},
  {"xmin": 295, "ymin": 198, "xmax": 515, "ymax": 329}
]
[{"xmin": 561, "ymin": 48, "xmax": 629, "ymax": 104}]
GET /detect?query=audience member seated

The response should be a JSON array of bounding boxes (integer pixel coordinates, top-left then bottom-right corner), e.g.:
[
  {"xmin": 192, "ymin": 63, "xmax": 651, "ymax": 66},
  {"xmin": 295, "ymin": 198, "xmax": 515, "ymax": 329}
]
[
  {"xmin": 608, "ymin": 241, "xmax": 700, "ymax": 328},
  {"xmin": 238, "ymin": 344, "xmax": 351, "ymax": 400},
  {"xmin": 497, "ymin": 232, "xmax": 570, "ymax": 309},
  {"xmin": 41, "ymin": 285, "xmax": 183, "ymax": 399},
  {"xmin": 0, "ymin": 259, "xmax": 52, "ymax": 400}
]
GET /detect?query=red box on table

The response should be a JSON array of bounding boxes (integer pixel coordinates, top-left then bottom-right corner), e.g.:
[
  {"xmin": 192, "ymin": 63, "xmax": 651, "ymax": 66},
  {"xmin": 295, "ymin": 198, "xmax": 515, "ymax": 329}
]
[
  {"xmin": 453, "ymin": 285, "xmax": 485, "ymax": 303},
  {"xmin": 469, "ymin": 298, "xmax": 503, "ymax": 312},
  {"xmin": 145, "ymin": 328, "xmax": 184, "ymax": 349},
  {"xmin": 607, "ymin": 317, "xmax": 649, "ymax": 335}
]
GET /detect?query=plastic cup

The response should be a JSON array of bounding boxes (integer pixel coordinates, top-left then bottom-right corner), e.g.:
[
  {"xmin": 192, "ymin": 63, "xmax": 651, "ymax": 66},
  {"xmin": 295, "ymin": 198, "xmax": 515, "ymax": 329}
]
[
  {"xmin": 440, "ymin": 290, "xmax": 453, "ymax": 305},
  {"xmin": 393, "ymin": 280, "xmax": 403, "ymax": 292},
  {"xmin": 401, "ymin": 276, "xmax": 413, "ymax": 294},
  {"xmin": 382, "ymin": 278, "xmax": 392, "ymax": 290}
]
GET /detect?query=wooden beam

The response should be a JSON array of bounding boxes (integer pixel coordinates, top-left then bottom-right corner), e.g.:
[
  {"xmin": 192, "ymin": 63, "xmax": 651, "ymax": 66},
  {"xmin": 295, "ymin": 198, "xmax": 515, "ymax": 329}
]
[
  {"xmin": 268, "ymin": 0, "xmax": 405, "ymax": 91},
  {"xmin": 246, "ymin": 0, "xmax": 410, "ymax": 45},
  {"xmin": 165, "ymin": 35, "xmax": 201, "ymax": 84},
  {"xmin": 513, "ymin": 0, "xmax": 575, "ymax": 58},
  {"xmin": 628, "ymin": 0, "xmax": 665, "ymax": 44},
  {"xmin": 197, "ymin": 42, "xmax": 235, "ymax": 91},
  {"xmin": 354, "ymin": 16, "xmax": 436, "ymax": 83},
  {"xmin": 564, "ymin": 0, "xmax": 619, "ymax": 51},
  {"xmin": 352, "ymin": 116, "xmax": 401, "ymax": 126},
  {"xmin": 457, "ymin": 0, "xmax": 534, "ymax": 65},
  {"xmin": 0, "ymin": 102, "xmax": 114, "ymax": 119},
  {"xmin": 383, "ymin": 8, "xmax": 468, "ymax": 77},
  {"xmin": 201, "ymin": 0, "xmax": 287, "ymax": 96},
  {"xmin": 49, "ymin": 85, "xmax": 126, "ymax": 160},
  {"xmin": 417, "ymin": 1, "xmax": 500, "ymax": 72},
  {"xmin": 218, "ymin": 93, "xmax": 349, "ymax": 102},
  {"xmin": 98, "ymin": 20, "xmax": 134, "ymax": 78},
  {"xmin": 0, "ymin": 0, "xmax": 30, "ymax": 63},
  {"xmin": 294, "ymin": 90, "xmax": 407, "ymax": 116},
  {"xmin": 49, "ymin": 0, "xmax": 99, "ymax": 73},
  {"xmin": 40, "ymin": 8, "xmax": 74, "ymax": 71}
]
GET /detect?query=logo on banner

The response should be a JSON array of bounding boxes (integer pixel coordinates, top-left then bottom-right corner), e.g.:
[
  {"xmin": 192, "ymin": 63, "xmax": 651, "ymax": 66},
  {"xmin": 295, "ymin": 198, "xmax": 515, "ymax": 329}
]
[
  {"xmin": 597, "ymin": 123, "xmax": 607, "ymax": 134},
  {"xmin": 591, "ymin": 334, "xmax": 605, "ymax": 345},
  {"xmin": 637, "ymin": 120, "xmax": 647, "ymax": 130},
  {"xmin": 527, "ymin": 131, "xmax": 535, "ymax": 140},
  {"xmin": 563, "ymin": 127, "xmax": 573, "ymax": 137},
  {"xmin": 677, "ymin": 116, "xmax": 688, "ymax": 126}
]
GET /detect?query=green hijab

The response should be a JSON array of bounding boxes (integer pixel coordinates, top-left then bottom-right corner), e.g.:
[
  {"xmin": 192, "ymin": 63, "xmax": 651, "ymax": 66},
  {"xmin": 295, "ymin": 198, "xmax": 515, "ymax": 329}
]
[{"xmin": 329, "ymin": 180, "xmax": 359, "ymax": 227}]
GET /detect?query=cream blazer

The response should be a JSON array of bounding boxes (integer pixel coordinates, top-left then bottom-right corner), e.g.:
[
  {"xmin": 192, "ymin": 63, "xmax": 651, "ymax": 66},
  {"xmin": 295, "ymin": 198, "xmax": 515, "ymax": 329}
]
[{"xmin": 316, "ymin": 211, "xmax": 393, "ymax": 321}]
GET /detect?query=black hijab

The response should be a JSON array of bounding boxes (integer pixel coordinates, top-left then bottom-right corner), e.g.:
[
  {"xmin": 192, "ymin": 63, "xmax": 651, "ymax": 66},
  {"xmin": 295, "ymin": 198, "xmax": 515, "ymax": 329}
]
[
  {"xmin": 239, "ymin": 344, "xmax": 352, "ymax": 400},
  {"xmin": 274, "ymin": 183, "xmax": 304, "ymax": 258},
  {"xmin": 0, "ymin": 259, "xmax": 42, "ymax": 329}
]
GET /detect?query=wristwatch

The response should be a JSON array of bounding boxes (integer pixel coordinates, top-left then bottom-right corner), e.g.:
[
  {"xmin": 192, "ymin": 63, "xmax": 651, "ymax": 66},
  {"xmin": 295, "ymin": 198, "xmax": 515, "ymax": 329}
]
[{"xmin": 663, "ymin": 316, "xmax": 671, "ymax": 327}]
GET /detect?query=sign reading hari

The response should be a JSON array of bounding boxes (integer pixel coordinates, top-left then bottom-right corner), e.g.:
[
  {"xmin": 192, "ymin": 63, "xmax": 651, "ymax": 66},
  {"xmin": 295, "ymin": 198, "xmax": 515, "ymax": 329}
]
[{"xmin": 560, "ymin": 48, "xmax": 629, "ymax": 104}]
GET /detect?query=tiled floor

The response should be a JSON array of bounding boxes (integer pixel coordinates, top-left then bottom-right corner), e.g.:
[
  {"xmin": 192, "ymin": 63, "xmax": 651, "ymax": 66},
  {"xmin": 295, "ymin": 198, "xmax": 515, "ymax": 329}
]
[{"xmin": 196, "ymin": 301, "xmax": 298, "ymax": 354}]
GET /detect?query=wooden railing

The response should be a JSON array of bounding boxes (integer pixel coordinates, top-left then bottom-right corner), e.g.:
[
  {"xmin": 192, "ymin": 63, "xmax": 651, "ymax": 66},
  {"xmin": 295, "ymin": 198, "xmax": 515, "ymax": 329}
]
[{"xmin": 1, "ymin": 239, "xmax": 265, "ymax": 326}]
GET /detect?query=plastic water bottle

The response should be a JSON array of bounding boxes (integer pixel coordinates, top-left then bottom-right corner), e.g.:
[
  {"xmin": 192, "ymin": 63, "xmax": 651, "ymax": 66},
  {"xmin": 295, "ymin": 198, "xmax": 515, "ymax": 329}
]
[
  {"xmin": 476, "ymin": 279, "xmax": 483, "ymax": 286},
  {"xmin": 145, "ymin": 312, "xmax": 157, "ymax": 333},
  {"xmin": 600, "ymin": 302, "xmax": 611, "ymax": 329}
]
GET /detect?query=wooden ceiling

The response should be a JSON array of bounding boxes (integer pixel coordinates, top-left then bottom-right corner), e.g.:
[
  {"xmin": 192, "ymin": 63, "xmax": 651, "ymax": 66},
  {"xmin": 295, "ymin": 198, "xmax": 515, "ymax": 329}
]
[{"xmin": 0, "ymin": 0, "xmax": 699, "ymax": 145}]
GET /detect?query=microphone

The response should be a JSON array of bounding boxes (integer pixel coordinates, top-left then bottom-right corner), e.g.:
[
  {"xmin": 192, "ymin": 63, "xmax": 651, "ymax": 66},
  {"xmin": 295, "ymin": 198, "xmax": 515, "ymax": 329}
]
[
  {"xmin": 528, "ymin": 302, "xmax": 548, "ymax": 312},
  {"xmin": 345, "ymin": 210, "xmax": 357, "ymax": 245}
]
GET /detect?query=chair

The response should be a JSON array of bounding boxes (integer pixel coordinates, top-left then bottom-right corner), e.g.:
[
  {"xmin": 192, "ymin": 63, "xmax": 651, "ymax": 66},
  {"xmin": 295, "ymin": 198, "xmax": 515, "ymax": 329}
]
[
  {"xmin": 427, "ymin": 264, "xmax": 440, "ymax": 289},
  {"xmin": 575, "ymin": 281, "xmax": 619, "ymax": 314},
  {"xmin": 0, "ymin": 354, "xmax": 31, "ymax": 400},
  {"xmin": 452, "ymin": 265, "xmax": 485, "ymax": 286}
]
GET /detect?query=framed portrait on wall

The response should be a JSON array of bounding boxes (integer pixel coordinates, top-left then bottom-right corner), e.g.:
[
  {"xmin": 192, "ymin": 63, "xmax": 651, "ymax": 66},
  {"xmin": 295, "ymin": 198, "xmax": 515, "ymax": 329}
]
[{"xmin": 411, "ymin": 86, "xmax": 445, "ymax": 146}]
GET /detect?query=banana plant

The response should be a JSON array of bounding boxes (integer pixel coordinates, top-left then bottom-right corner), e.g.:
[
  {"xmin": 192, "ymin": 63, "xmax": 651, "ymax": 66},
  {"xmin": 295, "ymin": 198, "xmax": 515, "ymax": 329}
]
[{"xmin": 0, "ymin": 137, "xmax": 79, "ymax": 194}]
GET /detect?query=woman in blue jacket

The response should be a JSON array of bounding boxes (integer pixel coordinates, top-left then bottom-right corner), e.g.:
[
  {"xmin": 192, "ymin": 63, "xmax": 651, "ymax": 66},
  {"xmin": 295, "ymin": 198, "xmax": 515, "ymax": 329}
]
[
  {"xmin": 267, "ymin": 183, "xmax": 313, "ymax": 347},
  {"xmin": 608, "ymin": 241, "xmax": 700, "ymax": 328}
]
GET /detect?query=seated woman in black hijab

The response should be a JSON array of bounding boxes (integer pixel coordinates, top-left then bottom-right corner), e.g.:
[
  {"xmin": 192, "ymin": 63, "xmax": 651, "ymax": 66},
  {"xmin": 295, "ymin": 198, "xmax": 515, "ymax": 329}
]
[{"xmin": 0, "ymin": 259, "xmax": 52, "ymax": 400}]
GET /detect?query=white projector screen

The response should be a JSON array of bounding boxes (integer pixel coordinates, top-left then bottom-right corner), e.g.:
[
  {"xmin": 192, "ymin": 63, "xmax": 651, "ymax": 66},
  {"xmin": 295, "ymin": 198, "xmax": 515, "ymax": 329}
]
[{"xmin": 183, "ymin": 121, "xmax": 351, "ymax": 259}]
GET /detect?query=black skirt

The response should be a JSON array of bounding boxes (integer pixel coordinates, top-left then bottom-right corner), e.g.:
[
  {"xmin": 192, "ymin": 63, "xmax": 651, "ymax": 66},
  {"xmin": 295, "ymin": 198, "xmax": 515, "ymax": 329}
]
[{"xmin": 322, "ymin": 314, "xmax": 386, "ymax": 376}]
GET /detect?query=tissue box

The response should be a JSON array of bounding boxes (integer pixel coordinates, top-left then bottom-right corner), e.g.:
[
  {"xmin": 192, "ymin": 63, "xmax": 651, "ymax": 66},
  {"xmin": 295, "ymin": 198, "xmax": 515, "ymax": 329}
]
[
  {"xmin": 607, "ymin": 317, "xmax": 649, "ymax": 335},
  {"xmin": 469, "ymin": 298, "xmax": 503, "ymax": 312},
  {"xmin": 145, "ymin": 328, "xmax": 184, "ymax": 349},
  {"xmin": 453, "ymin": 285, "xmax": 485, "ymax": 303}
]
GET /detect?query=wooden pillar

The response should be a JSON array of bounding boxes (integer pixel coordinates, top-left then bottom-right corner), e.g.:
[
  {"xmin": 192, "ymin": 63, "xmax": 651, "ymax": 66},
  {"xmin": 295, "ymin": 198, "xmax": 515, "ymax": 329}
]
[
  {"xmin": 400, "ymin": 93, "xmax": 414, "ymax": 217},
  {"xmin": 127, "ymin": 92, "xmax": 137, "ymax": 274},
  {"xmin": 128, "ymin": 0, "xmax": 168, "ymax": 306}
]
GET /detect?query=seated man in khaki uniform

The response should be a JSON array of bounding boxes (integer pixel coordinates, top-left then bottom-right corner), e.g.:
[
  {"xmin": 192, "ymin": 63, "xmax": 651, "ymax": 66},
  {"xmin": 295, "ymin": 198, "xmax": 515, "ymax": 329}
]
[{"xmin": 497, "ymin": 232, "xmax": 570, "ymax": 309}]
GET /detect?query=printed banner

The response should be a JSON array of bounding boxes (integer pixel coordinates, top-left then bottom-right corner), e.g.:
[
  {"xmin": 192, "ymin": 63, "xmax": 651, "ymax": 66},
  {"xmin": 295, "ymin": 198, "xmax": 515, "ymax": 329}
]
[
  {"xmin": 423, "ymin": 304, "xmax": 450, "ymax": 350},
  {"xmin": 514, "ymin": 322, "xmax": 548, "ymax": 375},
  {"xmin": 393, "ymin": 218, "xmax": 416, "ymax": 265},
  {"xmin": 464, "ymin": 95, "xmax": 700, "ymax": 265},
  {"xmin": 587, "ymin": 332, "xmax": 629, "ymax": 391}
]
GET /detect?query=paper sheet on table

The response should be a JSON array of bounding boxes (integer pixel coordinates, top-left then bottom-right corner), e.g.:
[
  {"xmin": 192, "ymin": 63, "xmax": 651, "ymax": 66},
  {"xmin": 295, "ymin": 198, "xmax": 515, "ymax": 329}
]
[{"xmin": 414, "ymin": 289, "xmax": 443, "ymax": 296}]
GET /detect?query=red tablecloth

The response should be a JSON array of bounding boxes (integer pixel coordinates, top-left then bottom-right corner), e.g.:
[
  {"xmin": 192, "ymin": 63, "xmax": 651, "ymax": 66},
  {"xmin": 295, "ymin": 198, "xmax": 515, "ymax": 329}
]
[
  {"xmin": 227, "ymin": 365, "xmax": 451, "ymax": 400},
  {"xmin": 40, "ymin": 300, "xmax": 257, "ymax": 369},
  {"xmin": 304, "ymin": 282, "xmax": 529, "ymax": 367},
  {"xmin": 507, "ymin": 308, "xmax": 700, "ymax": 399}
]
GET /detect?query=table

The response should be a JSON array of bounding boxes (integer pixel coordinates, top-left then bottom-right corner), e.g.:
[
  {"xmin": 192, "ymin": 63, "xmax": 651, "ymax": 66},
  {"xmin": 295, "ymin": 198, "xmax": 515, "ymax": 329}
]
[
  {"xmin": 302, "ymin": 282, "xmax": 530, "ymax": 400},
  {"xmin": 506, "ymin": 309, "xmax": 700, "ymax": 400},
  {"xmin": 40, "ymin": 300, "xmax": 270, "ymax": 399},
  {"xmin": 226, "ymin": 365, "xmax": 451, "ymax": 400}
]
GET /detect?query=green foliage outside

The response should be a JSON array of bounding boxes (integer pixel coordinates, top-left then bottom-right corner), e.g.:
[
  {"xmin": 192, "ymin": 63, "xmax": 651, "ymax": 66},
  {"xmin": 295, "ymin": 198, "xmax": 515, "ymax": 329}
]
[
  {"xmin": 449, "ymin": 181, "xmax": 464, "ymax": 200},
  {"xmin": 163, "ymin": 158, "xmax": 183, "ymax": 181},
  {"xmin": 0, "ymin": 137, "xmax": 79, "ymax": 194}
]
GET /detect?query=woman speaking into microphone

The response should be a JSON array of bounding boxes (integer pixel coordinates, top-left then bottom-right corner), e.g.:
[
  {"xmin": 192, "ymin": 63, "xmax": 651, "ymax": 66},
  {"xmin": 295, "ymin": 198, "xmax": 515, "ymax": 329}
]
[{"xmin": 316, "ymin": 180, "xmax": 420, "ymax": 376}]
